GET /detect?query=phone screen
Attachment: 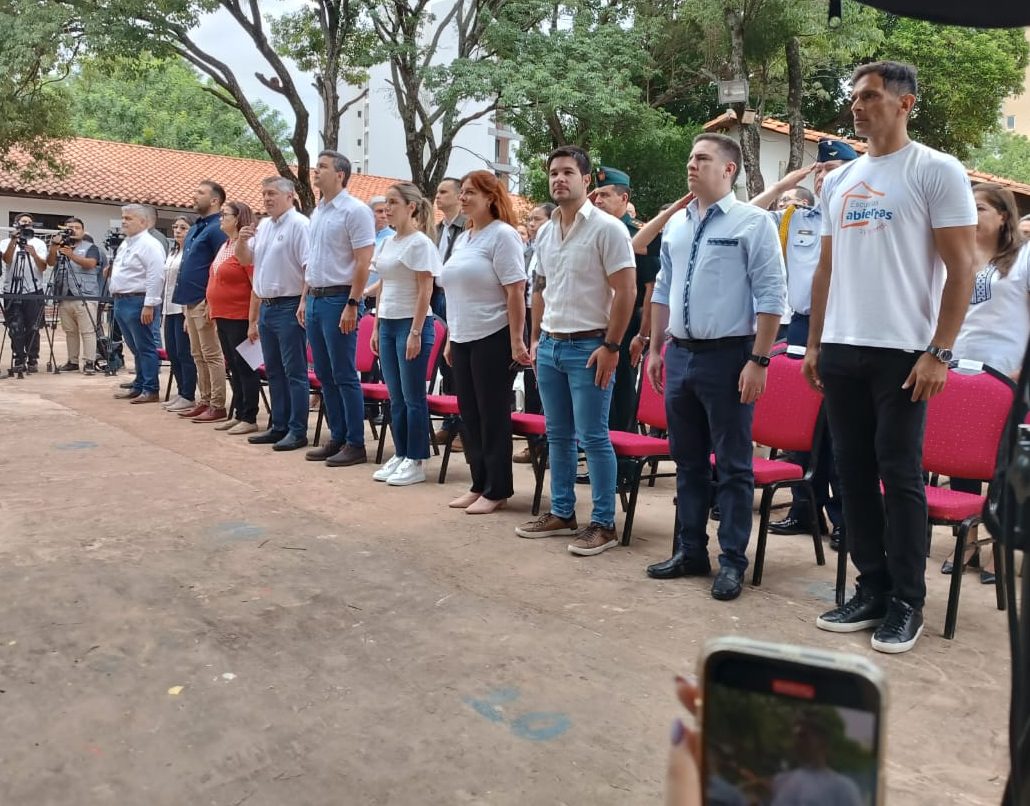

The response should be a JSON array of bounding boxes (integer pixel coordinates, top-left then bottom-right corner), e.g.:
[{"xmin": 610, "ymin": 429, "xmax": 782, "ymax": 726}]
[{"xmin": 703, "ymin": 651, "xmax": 882, "ymax": 806}]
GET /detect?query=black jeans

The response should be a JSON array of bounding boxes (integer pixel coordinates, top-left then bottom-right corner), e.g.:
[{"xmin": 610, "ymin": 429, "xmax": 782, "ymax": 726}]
[
  {"xmin": 4, "ymin": 291, "xmax": 43, "ymax": 365},
  {"xmin": 665, "ymin": 339, "xmax": 755, "ymax": 573},
  {"xmin": 819, "ymin": 344, "xmax": 928, "ymax": 608},
  {"xmin": 450, "ymin": 326, "xmax": 518, "ymax": 500},
  {"xmin": 215, "ymin": 318, "xmax": 260, "ymax": 424}
]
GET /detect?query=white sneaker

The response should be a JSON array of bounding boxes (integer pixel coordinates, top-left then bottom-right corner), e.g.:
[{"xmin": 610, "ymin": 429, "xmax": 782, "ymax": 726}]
[
  {"xmin": 167, "ymin": 397, "xmax": 196, "ymax": 413},
  {"xmin": 387, "ymin": 458, "xmax": 425, "ymax": 486},
  {"xmin": 373, "ymin": 454, "xmax": 405, "ymax": 482},
  {"xmin": 161, "ymin": 394, "xmax": 183, "ymax": 409}
]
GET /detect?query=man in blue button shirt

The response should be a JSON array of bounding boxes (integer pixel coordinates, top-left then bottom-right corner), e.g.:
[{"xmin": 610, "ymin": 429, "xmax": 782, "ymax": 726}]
[
  {"xmin": 173, "ymin": 180, "xmax": 229, "ymax": 422},
  {"xmin": 644, "ymin": 133, "xmax": 786, "ymax": 601}
]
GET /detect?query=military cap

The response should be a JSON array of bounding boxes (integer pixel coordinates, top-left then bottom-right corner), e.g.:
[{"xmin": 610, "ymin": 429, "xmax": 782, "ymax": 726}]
[
  {"xmin": 817, "ymin": 138, "xmax": 859, "ymax": 163},
  {"xmin": 594, "ymin": 166, "xmax": 631, "ymax": 188}
]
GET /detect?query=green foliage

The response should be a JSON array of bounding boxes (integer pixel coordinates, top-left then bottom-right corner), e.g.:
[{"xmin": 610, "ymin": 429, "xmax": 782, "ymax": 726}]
[
  {"xmin": 64, "ymin": 54, "xmax": 293, "ymax": 160},
  {"xmin": 967, "ymin": 130, "xmax": 1030, "ymax": 185}
]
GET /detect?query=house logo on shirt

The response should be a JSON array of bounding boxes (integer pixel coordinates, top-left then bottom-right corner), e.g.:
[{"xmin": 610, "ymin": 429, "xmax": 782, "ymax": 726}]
[{"xmin": 839, "ymin": 181, "xmax": 893, "ymax": 230}]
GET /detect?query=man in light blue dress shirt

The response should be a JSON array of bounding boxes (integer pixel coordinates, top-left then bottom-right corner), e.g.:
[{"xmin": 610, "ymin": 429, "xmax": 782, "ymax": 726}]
[{"xmin": 644, "ymin": 133, "xmax": 786, "ymax": 601}]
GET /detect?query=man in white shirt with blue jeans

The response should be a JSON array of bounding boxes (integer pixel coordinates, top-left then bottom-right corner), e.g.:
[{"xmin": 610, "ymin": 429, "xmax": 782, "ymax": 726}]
[{"xmin": 805, "ymin": 61, "xmax": 977, "ymax": 654}]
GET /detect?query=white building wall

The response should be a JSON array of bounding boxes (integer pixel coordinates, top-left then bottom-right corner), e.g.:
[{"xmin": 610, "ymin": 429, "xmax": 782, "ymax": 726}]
[{"xmin": 2, "ymin": 196, "xmax": 191, "ymax": 242}]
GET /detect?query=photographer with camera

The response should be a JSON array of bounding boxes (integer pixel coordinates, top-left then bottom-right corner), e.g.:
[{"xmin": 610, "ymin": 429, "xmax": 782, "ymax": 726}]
[
  {"xmin": 1, "ymin": 214, "xmax": 48, "ymax": 374},
  {"xmin": 47, "ymin": 217, "xmax": 102, "ymax": 375}
]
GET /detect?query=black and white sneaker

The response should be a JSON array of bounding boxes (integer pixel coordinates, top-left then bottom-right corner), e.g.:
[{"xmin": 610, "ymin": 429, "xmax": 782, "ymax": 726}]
[
  {"xmin": 816, "ymin": 587, "xmax": 888, "ymax": 633},
  {"xmin": 871, "ymin": 597, "xmax": 924, "ymax": 654}
]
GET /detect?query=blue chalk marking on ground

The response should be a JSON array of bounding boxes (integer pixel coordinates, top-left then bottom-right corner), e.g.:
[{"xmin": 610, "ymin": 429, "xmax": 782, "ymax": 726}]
[
  {"xmin": 464, "ymin": 688, "xmax": 572, "ymax": 740},
  {"xmin": 214, "ymin": 522, "xmax": 267, "ymax": 540},
  {"xmin": 464, "ymin": 687, "xmax": 520, "ymax": 723},
  {"xmin": 55, "ymin": 440, "xmax": 98, "ymax": 450}
]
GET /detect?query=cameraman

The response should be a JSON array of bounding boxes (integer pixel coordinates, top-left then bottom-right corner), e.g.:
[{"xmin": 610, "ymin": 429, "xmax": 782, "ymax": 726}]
[
  {"xmin": 47, "ymin": 217, "xmax": 102, "ymax": 375},
  {"xmin": 1, "ymin": 213, "xmax": 48, "ymax": 373}
]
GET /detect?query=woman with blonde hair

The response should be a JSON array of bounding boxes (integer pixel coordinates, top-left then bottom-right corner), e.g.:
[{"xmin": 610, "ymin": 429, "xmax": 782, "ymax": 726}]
[{"xmin": 370, "ymin": 182, "xmax": 442, "ymax": 487}]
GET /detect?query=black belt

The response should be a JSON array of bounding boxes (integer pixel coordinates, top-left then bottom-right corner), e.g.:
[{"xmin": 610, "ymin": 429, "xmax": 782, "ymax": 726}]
[
  {"xmin": 112, "ymin": 292, "xmax": 145, "ymax": 299},
  {"xmin": 261, "ymin": 295, "xmax": 302, "ymax": 306},
  {"xmin": 545, "ymin": 329, "xmax": 606, "ymax": 341},
  {"xmin": 308, "ymin": 284, "xmax": 352, "ymax": 298},
  {"xmin": 670, "ymin": 335, "xmax": 752, "ymax": 352}
]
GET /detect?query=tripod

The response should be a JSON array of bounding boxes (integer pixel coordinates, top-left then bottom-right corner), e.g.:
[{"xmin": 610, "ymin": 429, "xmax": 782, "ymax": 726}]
[
  {"xmin": 48, "ymin": 252, "xmax": 121, "ymax": 375},
  {"xmin": 0, "ymin": 244, "xmax": 50, "ymax": 378}
]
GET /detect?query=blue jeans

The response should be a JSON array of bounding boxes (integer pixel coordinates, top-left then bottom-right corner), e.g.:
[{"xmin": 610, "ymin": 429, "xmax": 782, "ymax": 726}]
[
  {"xmin": 163, "ymin": 312, "xmax": 196, "ymax": 400},
  {"xmin": 114, "ymin": 296, "xmax": 161, "ymax": 394},
  {"xmin": 536, "ymin": 334, "xmax": 617, "ymax": 528},
  {"xmin": 665, "ymin": 340, "xmax": 755, "ymax": 572},
  {"xmin": 306, "ymin": 294, "xmax": 365, "ymax": 447},
  {"xmin": 378, "ymin": 316, "xmax": 435, "ymax": 460},
  {"xmin": 258, "ymin": 298, "xmax": 309, "ymax": 437}
]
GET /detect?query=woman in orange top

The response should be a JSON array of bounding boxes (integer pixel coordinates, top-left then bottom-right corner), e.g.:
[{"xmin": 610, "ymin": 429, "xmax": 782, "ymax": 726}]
[{"xmin": 207, "ymin": 201, "xmax": 260, "ymax": 435}]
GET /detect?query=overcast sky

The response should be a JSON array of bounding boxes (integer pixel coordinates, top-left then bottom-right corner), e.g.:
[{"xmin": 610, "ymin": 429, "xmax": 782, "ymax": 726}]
[{"xmin": 192, "ymin": 5, "xmax": 322, "ymax": 158}]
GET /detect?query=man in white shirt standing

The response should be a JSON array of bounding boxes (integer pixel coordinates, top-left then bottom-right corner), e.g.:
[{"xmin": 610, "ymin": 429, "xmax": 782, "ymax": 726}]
[
  {"xmin": 301, "ymin": 151, "xmax": 376, "ymax": 467},
  {"xmin": 2, "ymin": 213, "xmax": 48, "ymax": 375},
  {"xmin": 805, "ymin": 61, "xmax": 977, "ymax": 654},
  {"xmin": 110, "ymin": 204, "xmax": 166, "ymax": 403},
  {"xmin": 515, "ymin": 145, "xmax": 637, "ymax": 557},
  {"xmin": 237, "ymin": 177, "xmax": 311, "ymax": 451}
]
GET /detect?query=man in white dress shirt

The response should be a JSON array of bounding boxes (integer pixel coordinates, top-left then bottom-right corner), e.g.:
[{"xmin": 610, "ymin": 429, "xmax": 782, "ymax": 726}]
[
  {"xmin": 301, "ymin": 151, "xmax": 376, "ymax": 467},
  {"xmin": 237, "ymin": 177, "xmax": 311, "ymax": 451},
  {"xmin": 110, "ymin": 204, "xmax": 166, "ymax": 403}
]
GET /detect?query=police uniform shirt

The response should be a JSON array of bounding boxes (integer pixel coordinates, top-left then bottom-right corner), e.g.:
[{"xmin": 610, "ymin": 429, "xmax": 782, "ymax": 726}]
[
  {"xmin": 621, "ymin": 213, "xmax": 660, "ymax": 308},
  {"xmin": 653, "ymin": 192, "xmax": 786, "ymax": 340},
  {"xmin": 0, "ymin": 237, "xmax": 48, "ymax": 293},
  {"xmin": 772, "ymin": 205, "xmax": 821, "ymax": 316}
]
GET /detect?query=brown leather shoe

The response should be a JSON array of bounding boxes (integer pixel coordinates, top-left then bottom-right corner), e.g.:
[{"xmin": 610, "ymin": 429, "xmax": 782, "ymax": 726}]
[
  {"xmin": 191, "ymin": 407, "xmax": 227, "ymax": 422},
  {"xmin": 450, "ymin": 434, "xmax": 464, "ymax": 453},
  {"xmin": 130, "ymin": 392, "xmax": 161, "ymax": 405},
  {"xmin": 178, "ymin": 403, "xmax": 209, "ymax": 418},
  {"xmin": 325, "ymin": 444, "xmax": 368, "ymax": 467},
  {"xmin": 513, "ymin": 446, "xmax": 532, "ymax": 464}
]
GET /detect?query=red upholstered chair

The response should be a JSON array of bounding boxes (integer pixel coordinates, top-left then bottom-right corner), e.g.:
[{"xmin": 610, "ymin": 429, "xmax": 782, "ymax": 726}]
[
  {"xmin": 156, "ymin": 347, "xmax": 173, "ymax": 401},
  {"xmin": 511, "ymin": 410, "xmax": 548, "ymax": 515},
  {"xmin": 921, "ymin": 362, "xmax": 1013, "ymax": 639},
  {"xmin": 306, "ymin": 343, "xmax": 326, "ymax": 446},
  {"xmin": 426, "ymin": 393, "xmax": 461, "ymax": 483},
  {"xmin": 744, "ymin": 351, "xmax": 827, "ymax": 592}
]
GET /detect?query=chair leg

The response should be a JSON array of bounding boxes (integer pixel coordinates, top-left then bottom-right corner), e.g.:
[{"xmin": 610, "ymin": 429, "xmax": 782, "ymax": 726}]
[
  {"xmin": 992, "ymin": 537, "xmax": 1006, "ymax": 612},
  {"xmin": 529, "ymin": 439, "xmax": 546, "ymax": 516},
  {"xmin": 163, "ymin": 369, "xmax": 173, "ymax": 402},
  {"xmin": 751, "ymin": 487, "xmax": 775, "ymax": 586},
  {"xmin": 620, "ymin": 461, "xmax": 644, "ymax": 546},
  {"xmin": 802, "ymin": 482, "xmax": 826, "ymax": 567},
  {"xmin": 943, "ymin": 524, "xmax": 969, "ymax": 639},
  {"xmin": 647, "ymin": 457, "xmax": 659, "ymax": 488},
  {"xmin": 313, "ymin": 405, "xmax": 324, "ymax": 447},
  {"xmin": 835, "ymin": 529, "xmax": 848, "ymax": 607},
  {"xmin": 376, "ymin": 401, "xmax": 390, "ymax": 464},
  {"xmin": 438, "ymin": 432, "xmax": 453, "ymax": 484}
]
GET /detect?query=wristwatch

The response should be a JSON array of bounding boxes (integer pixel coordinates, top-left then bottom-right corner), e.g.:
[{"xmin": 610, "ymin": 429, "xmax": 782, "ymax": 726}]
[
  {"xmin": 926, "ymin": 345, "xmax": 953, "ymax": 364},
  {"xmin": 748, "ymin": 353, "xmax": 771, "ymax": 367},
  {"xmin": 603, "ymin": 341, "xmax": 621, "ymax": 353},
  {"xmin": 346, "ymin": 298, "xmax": 360, "ymax": 307}
]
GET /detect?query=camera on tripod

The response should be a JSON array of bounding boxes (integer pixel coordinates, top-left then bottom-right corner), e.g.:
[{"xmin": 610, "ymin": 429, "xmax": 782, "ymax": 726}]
[
  {"xmin": 104, "ymin": 228, "xmax": 124, "ymax": 254},
  {"xmin": 50, "ymin": 227, "xmax": 75, "ymax": 247},
  {"xmin": 12, "ymin": 221, "xmax": 40, "ymax": 248}
]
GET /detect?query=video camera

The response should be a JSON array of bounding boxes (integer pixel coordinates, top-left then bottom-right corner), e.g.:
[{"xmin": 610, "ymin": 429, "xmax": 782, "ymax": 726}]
[
  {"xmin": 11, "ymin": 221, "xmax": 41, "ymax": 248},
  {"xmin": 50, "ymin": 227, "xmax": 76, "ymax": 248},
  {"xmin": 104, "ymin": 228, "xmax": 124, "ymax": 255}
]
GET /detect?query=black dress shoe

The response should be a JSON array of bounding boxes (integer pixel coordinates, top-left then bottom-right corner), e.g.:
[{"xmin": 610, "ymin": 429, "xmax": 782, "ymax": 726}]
[
  {"xmin": 273, "ymin": 434, "xmax": 309, "ymax": 451},
  {"xmin": 305, "ymin": 441, "xmax": 342, "ymax": 461},
  {"xmin": 830, "ymin": 526, "xmax": 842, "ymax": 552},
  {"xmin": 711, "ymin": 566, "xmax": 743, "ymax": 601},
  {"xmin": 248, "ymin": 429, "xmax": 288, "ymax": 445},
  {"xmin": 646, "ymin": 553, "xmax": 712, "ymax": 580},
  {"xmin": 770, "ymin": 515, "xmax": 828, "ymax": 536}
]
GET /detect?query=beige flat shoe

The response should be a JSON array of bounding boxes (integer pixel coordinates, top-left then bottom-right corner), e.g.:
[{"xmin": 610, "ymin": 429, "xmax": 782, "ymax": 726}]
[
  {"xmin": 214, "ymin": 418, "xmax": 241, "ymax": 431},
  {"xmin": 449, "ymin": 491, "xmax": 481, "ymax": 509},
  {"xmin": 227, "ymin": 421, "xmax": 259, "ymax": 435},
  {"xmin": 465, "ymin": 497, "xmax": 507, "ymax": 515}
]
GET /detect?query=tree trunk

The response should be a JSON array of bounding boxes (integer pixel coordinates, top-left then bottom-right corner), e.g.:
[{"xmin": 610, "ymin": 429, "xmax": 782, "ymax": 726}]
[
  {"xmin": 785, "ymin": 36, "xmax": 804, "ymax": 172},
  {"xmin": 724, "ymin": 5, "xmax": 763, "ymax": 197}
]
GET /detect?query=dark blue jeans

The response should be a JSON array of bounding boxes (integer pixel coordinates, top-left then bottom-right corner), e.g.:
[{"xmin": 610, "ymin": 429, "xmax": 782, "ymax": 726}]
[
  {"xmin": 306, "ymin": 294, "xmax": 365, "ymax": 447},
  {"xmin": 163, "ymin": 312, "xmax": 196, "ymax": 400},
  {"xmin": 114, "ymin": 296, "xmax": 161, "ymax": 394},
  {"xmin": 258, "ymin": 297, "xmax": 309, "ymax": 437},
  {"xmin": 819, "ymin": 344, "xmax": 928, "ymax": 608},
  {"xmin": 378, "ymin": 316, "xmax": 435, "ymax": 460},
  {"xmin": 665, "ymin": 340, "xmax": 755, "ymax": 572},
  {"xmin": 784, "ymin": 314, "xmax": 842, "ymax": 528}
]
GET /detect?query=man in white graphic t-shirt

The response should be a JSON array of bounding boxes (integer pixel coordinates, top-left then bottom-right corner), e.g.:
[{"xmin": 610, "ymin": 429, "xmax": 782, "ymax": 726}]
[{"xmin": 803, "ymin": 61, "xmax": 977, "ymax": 654}]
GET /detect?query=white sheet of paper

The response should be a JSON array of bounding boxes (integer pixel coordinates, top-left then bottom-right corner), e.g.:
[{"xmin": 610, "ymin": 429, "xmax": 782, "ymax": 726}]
[{"xmin": 236, "ymin": 338, "xmax": 264, "ymax": 371}]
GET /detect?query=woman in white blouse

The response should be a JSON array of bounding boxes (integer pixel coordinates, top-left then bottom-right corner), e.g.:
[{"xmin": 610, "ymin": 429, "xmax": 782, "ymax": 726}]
[
  {"xmin": 161, "ymin": 215, "xmax": 198, "ymax": 413},
  {"xmin": 370, "ymin": 182, "xmax": 442, "ymax": 487},
  {"xmin": 440, "ymin": 170, "xmax": 531, "ymax": 514},
  {"xmin": 946, "ymin": 182, "xmax": 1030, "ymax": 584}
]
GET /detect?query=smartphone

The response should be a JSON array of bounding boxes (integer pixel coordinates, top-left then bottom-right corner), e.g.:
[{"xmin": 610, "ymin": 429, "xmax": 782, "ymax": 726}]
[{"xmin": 699, "ymin": 637, "xmax": 887, "ymax": 806}]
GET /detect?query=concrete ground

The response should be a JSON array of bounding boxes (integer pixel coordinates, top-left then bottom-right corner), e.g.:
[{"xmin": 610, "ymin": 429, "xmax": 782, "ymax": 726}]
[{"xmin": 0, "ymin": 340, "xmax": 1014, "ymax": 805}]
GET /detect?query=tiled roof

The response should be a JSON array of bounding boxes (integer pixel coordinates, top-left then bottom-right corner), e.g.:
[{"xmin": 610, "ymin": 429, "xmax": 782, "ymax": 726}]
[
  {"xmin": 703, "ymin": 111, "xmax": 1030, "ymax": 199},
  {"xmin": 0, "ymin": 137, "xmax": 537, "ymax": 217}
]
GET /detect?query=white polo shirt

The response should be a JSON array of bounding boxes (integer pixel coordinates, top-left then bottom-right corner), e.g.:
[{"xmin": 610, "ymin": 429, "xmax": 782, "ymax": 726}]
[
  {"xmin": 534, "ymin": 201, "xmax": 635, "ymax": 334},
  {"xmin": 306, "ymin": 191, "xmax": 376, "ymax": 288},
  {"xmin": 252, "ymin": 208, "xmax": 310, "ymax": 298}
]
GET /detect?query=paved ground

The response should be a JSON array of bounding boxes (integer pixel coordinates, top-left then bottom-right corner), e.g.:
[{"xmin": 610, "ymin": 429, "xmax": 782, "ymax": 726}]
[{"xmin": 0, "ymin": 350, "xmax": 1014, "ymax": 805}]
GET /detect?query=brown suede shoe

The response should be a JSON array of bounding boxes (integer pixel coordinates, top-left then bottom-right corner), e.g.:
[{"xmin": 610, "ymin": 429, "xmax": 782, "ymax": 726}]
[
  {"xmin": 567, "ymin": 523, "xmax": 619, "ymax": 556},
  {"xmin": 129, "ymin": 392, "xmax": 161, "ymax": 405},
  {"xmin": 191, "ymin": 407, "xmax": 228, "ymax": 422},
  {"xmin": 326, "ymin": 444, "xmax": 368, "ymax": 467},
  {"xmin": 513, "ymin": 446, "xmax": 532, "ymax": 464},
  {"xmin": 514, "ymin": 512, "xmax": 578, "ymax": 539},
  {"xmin": 178, "ymin": 403, "xmax": 209, "ymax": 418}
]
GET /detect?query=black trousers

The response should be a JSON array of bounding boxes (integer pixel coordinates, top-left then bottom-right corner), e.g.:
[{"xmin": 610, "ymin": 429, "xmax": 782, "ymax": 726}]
[
  {"xmin": 819, "ymin": 344, "xmax": 928, "ymax": 608},
  {"xmin": 609, "ymin": 306, "xmax": 642, "ymax": 432},
  {"xmin": 4, "ymin": 291, "xmax": 43, "ymax": 365},
  {"xmin": 521, "ymin": 308, "xmax": 542, "ymax": 415},
  {"xmin": 215, "ymin": 318, "xmax": 260, "ymax": 424},
  {"xmin": 451, "ymin": 326, "xmax": 518, "ymax": 500}
]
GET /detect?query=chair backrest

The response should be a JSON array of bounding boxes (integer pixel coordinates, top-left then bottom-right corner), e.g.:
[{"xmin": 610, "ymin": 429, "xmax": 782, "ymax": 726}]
[
  {"xmin": 426, "ymin": 317, "xmax": 448, "ymax": 384},
  {"xmin": 355, "ymin": 313, "xmax": 376, "ymax": 374},
  {"xmin": 752, "ymin": 352, "xmax": 823, "ymax": 453},
  {"xmin": 636, "ymin": 352, "xmax": 668, "ymax": 431},
  {"xmin": 924, "ymin": 365, "xmax": 1015, "ymax": 481}
]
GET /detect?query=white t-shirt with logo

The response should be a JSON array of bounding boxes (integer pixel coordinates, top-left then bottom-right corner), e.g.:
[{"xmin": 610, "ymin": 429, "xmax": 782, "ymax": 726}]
[
  {"xmin": 819, "ymin": 141, "xmax": 976, "ymax": 351},
  {"xmin": 954, "ymin": 246, "xmax": 1030, "ymax": 375}
]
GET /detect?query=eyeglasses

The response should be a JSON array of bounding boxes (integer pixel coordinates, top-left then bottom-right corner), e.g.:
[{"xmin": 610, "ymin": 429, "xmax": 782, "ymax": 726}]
[{"xmin": 220, "ymin": 211, "xmax": 236, "ymax": 218}]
